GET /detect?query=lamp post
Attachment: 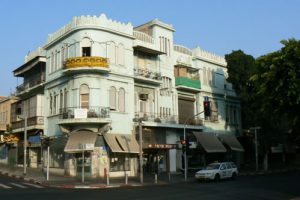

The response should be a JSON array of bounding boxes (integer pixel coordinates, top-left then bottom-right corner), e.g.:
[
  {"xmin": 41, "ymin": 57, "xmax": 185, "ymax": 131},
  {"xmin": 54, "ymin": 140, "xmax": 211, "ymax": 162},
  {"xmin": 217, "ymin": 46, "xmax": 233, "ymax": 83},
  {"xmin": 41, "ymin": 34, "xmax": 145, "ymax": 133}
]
[
  {"xmin": 138, "ymin": 119, "xmax": 143, "ymax": 184},
  {"xmin": 23, "ymin": 116, "xmax": 27, "ymax": 176},
  {"xmin": 133, "ymin": 117, "xmax": 144, "ymax": 184},
  {"xmin": 250, "ymin": 127, "xmax": 261, "ymax": 171},
  {"xmin": 183, "ymin": 111, "xmax": 203, "ymax": 181}
]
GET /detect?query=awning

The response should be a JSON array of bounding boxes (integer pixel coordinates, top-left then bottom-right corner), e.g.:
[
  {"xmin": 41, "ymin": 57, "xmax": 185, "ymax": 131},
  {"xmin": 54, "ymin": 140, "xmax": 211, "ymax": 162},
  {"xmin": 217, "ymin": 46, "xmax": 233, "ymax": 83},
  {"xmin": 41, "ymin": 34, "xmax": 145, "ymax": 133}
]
[
  {"xmin": 64, "ymin": 131, "xmax": 97, "ymax": 153},
  {"xmin": 220, "ymin": 134, "xmax": 244, "ymax": 152},
  {"xmin": 193, "ymin": 132, "xmax": 227, "ymax": 153},
  {"xmin": 104, "ymin": 134, "xmax": 140, "ymax": 154}
]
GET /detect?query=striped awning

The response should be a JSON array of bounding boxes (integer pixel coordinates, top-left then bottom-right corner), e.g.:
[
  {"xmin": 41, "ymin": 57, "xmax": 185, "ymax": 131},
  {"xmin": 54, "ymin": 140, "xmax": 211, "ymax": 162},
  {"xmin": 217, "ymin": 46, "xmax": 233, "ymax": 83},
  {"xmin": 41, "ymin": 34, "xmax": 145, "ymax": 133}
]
[
  {"xmin": 64, "ymin": 131, "xmax": 97, "ymax": 153},
  {"xmin": 220, "ymin": 134, "xmax": 244, "ymax": 152},
  {"xmin": 104, "ymin": 134, "xmax": 139, "ymax": 154},
  {"xmin": 193, "ymin": 132, "xmax": 227, "ymax": 153}
]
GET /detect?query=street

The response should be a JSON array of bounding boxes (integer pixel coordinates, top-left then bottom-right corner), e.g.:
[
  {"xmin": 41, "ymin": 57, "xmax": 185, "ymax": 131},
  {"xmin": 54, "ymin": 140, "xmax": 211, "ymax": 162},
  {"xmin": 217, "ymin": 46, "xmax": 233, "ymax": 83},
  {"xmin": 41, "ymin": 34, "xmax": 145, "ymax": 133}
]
[{"xmin": 0, "ymin": 171, "xmax": 299, "ymax": 200}]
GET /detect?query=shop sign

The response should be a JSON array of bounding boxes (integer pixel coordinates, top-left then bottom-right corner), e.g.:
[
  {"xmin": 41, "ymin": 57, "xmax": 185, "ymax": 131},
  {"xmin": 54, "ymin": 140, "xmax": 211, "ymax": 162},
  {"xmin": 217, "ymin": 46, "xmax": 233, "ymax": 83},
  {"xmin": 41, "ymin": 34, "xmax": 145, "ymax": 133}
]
[
  {"xmin": 1, "ymin": 134, "xmax": 20, "ymax": 143},
  {"xmin": 74, "ymin": 108, "xmax": 88, "ymax": 119},
  {"xmin": 147, "ymin": 144, "xmax": 177, "ymax": 149}
]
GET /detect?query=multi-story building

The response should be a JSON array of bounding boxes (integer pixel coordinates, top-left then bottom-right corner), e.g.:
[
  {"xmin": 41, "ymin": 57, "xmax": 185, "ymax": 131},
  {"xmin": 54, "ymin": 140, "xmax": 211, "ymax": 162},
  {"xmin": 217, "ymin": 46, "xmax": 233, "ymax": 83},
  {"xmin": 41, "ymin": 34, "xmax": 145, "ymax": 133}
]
[
  {"xmin": 10, "ymin": 14, "xmax": 243, "ymax": 178},
  {"xmin": 10, "ymin": 48, "xmax": 46, "ymax": 168}
]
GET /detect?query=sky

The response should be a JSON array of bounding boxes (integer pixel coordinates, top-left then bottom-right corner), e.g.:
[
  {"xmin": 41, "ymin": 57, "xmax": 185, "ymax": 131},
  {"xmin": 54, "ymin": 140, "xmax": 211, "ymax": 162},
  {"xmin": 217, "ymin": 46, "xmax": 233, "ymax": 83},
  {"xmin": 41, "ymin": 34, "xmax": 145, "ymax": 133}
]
[{"xmin": 0, "ymin": 0, "xmax": 299, "ymax": 96}]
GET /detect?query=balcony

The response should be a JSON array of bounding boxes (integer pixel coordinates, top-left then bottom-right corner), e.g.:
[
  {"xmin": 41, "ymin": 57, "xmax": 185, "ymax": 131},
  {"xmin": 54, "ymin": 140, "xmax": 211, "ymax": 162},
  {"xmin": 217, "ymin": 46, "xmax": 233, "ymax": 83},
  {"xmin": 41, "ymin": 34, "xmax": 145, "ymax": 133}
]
[
  {"xmin": 175, "ymin": 76, "xmax": 201, "ymax": 92},
  {"xmin": 11, "ymin": 116, "xmax": 44, "ymax": 132},
  {"xmin": 178, "ymin": 116, "xmax": 203, "ymax": 126},
  {"xmin": 135, "ymin": 112, "xmax": 178, "ymax": 124},
  {"xmin": 63, "ymin": 56, "xmax": 110, "ymax": 74},
  {"xmin": 134, "ymin": 67, "xmax": 162, "ymax": 85},
  {"xmin": 133, "ymin": 31, "xmax": 164, "ymax": 55},
  {"xmin": 15, "ymin": 77, "xmax": 45, "ymax": 95},
  {"xmin": 58, "ymin": 106, "xmax": 111, "ymax": 125}
]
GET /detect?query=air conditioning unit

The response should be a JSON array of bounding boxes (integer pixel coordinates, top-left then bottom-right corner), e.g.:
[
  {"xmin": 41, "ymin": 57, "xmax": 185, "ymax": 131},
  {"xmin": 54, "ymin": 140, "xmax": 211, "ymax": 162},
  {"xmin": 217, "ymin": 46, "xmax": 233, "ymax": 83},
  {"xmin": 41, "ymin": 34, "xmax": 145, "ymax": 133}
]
[{"xmin": 139, "ymin": 93, "xmax": 148, "ymax": 101}]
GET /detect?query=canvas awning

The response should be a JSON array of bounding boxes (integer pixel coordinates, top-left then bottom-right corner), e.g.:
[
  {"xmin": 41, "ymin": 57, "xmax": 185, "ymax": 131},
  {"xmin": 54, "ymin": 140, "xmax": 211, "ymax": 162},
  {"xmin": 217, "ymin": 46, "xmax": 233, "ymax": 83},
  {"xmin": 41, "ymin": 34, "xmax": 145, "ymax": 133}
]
[
  {"xmin": 104, "ymin": 134, "xmax": 139, "ymax": 154},
  {"xmin": 64, "ymin": 131, "xmax": 97, "ymax": 153},
  {"xmin": 193, "ymin": 132, "xmax": 227, "ymax": 153},
  {"xmin": 220, "ymin": 134, "xmax": 244, "ymax": 152}
]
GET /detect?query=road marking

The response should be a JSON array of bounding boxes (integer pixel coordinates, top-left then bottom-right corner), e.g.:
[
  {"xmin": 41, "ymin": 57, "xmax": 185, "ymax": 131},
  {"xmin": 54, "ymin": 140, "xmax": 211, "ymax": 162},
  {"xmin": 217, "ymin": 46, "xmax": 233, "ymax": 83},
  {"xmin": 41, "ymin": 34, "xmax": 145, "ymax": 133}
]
[
  {"xmin": 10, "ymin": 183, "xmax": 27, "ymax": 188},
  {"xmin": 22, "ymin": 183, "xmax": 44, "ymax": 188},
  {"xmin": 0, "ymin": 183, "xmax": 12, "ymax": 189}
]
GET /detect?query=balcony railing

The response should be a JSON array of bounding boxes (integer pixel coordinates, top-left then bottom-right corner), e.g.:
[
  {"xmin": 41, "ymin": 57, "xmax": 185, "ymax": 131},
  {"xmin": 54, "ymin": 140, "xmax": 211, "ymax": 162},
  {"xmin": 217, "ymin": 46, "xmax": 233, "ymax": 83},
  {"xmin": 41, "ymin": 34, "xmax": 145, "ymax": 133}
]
[
  {"xmin": 133, "ymin": 31, "xmax": 154, "ymax": 44},
  {"xmin": 64, "ymin": 56, "xmax": 109, "ymax": 69},
  {"xmin": 178, "ymin": 116, "xmax": 203, "ymax": 126},
  {"xmin": 16, "ymin": 77, "xmax": 45, "ymax": 94},
  {"xmin": 135, "ymin": 112, "xmax": 178, "ymax": 124},
  {"xmin": 59, "ymin": 106, "xmax": 110, "ymax": 119},
  {"xmin": 175, "ymin": 76, "xmax": 201, "ymax": 89},
  {"xmin": 134, "ymin": 67, "xmax": 162, "ymax": 81},
  {"xmin": 11, "ymin": 116, "xmax": 44, "ymax": 130}
]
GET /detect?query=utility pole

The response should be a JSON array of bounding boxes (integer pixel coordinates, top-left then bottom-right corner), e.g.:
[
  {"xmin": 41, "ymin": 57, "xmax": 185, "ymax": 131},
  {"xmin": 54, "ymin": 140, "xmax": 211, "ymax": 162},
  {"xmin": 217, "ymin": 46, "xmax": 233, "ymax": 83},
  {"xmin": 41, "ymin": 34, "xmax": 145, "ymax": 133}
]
[
  {"xmin": 23, "ymin": 116, "xmax": 27, "ymax": 176},
  {"xmin": 251, "ymin": 127, "xmax": 261, "ymax": 171},
  {"xmin": 139, "ymin": 120, "xmax": 143, "ymax": 184},
  {"xmin": 183, "ymin": 111, "xmax": 203, "ymax": 181}
]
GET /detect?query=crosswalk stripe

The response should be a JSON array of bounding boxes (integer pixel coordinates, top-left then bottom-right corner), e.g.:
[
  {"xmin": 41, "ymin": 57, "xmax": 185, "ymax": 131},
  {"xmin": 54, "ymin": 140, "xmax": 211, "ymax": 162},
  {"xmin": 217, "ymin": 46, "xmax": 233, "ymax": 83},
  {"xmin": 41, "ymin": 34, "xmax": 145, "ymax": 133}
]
[
  {"xmin": 10, "ymin": 183, "xmax": 27, "ymax": 188},
  {"xmin": 0, "ymin": 183, "xmax": 12, "ymax": 189},
  {"xmin": 22, "ymin": 183, "xmax": 44, "ymax": 188}
]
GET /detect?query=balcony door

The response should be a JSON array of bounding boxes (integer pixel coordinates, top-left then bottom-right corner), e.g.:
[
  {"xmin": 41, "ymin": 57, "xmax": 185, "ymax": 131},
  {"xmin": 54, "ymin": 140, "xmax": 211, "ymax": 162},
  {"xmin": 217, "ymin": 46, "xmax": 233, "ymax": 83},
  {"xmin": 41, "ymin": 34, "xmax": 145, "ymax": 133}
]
[
  {"xmin": 80, "ymin": 84, "xmax": 89, "ymax": 109},
  {"xmin": 178, "ymin": 97, "xmax": 195, "ymax": 124}
]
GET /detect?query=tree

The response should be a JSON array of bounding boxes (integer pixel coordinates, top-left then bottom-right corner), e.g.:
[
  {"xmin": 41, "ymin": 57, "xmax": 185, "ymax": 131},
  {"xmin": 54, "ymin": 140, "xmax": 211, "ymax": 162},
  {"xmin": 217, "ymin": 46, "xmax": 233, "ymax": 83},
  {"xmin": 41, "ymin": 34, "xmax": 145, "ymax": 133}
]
[
  {"xmin": 252, "ymin": 38, "xmax": 300, "ymax": 142},
  {"xmin": 225, "ymin": 50, "xmax": 257, "ymax": 128}
]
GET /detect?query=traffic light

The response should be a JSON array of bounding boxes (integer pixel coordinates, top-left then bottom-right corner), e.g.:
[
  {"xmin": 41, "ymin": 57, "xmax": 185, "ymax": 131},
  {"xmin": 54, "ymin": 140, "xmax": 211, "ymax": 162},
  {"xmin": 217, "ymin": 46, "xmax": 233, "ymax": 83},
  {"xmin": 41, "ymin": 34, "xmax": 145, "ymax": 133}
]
[
  {"xmin": 181, "ymin": 139, "xmax": 186, "ymax": 153},
  {"xmin": 203, "ymin": 100, "xmax": 211, "ymax": 117}
]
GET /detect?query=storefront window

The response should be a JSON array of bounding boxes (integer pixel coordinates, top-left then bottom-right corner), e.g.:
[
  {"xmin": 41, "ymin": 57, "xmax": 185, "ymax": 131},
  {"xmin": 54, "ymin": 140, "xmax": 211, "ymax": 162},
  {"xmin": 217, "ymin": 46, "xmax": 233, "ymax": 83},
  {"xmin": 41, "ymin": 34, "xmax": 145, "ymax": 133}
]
[{"xmin": 109, "ymin": 153, "xmax": 130, "ymax": 172}]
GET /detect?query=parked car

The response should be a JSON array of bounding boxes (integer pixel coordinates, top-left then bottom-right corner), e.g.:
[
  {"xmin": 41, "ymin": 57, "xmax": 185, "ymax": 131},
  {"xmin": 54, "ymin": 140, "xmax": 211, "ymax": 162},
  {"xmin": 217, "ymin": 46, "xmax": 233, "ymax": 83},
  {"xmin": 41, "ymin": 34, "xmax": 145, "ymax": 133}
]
[{"xmin": 195, "ymin": 162, "xmax": 238, "ymax": 181}]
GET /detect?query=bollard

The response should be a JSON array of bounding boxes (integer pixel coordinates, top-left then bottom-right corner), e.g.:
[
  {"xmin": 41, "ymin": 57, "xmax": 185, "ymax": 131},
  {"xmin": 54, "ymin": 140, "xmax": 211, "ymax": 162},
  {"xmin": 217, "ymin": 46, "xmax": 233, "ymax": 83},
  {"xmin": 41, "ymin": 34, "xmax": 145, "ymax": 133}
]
[
  {"xmin": 168, "ymin": 172, "xmax": 171, "ymax": 182},
  {"xmin": 155, "ymin": 173, "xmax": 157, "ymax": 184},
  {"xmin": 106, "ymin": 173, "xmax": 110, "ymax": 185},
  {"xmin": 125, "ymin": 173, "xmax": 128, "ymax": 185}
]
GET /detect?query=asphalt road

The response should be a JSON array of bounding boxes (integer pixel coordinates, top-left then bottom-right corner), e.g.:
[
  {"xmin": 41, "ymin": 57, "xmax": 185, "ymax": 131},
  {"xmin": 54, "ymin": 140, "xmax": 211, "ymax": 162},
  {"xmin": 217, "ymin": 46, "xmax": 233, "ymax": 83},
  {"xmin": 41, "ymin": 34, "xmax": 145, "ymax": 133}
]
[{"xmin": 0, "ymin": 171, "xmax": 299, "ymax": 200}]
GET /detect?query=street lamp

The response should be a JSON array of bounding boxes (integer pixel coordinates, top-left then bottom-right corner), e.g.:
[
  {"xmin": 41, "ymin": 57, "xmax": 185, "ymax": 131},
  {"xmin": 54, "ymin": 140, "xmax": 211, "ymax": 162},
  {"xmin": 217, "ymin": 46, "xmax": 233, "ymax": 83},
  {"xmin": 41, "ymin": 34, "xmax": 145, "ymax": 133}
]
[
  {"xmin": 183, "ymin": 111, "xmax": 203, "ymax": 181},
  {"xmin": 133, "ymin": 117, "xmax": 144, "ymax": 184},
  {"xmin": 17, "ymin": 114, "xmax": 27, "ymax": 176},
  {"xmin": 250, "ymin": 126, "xmax": 261, "ymax": 171}
]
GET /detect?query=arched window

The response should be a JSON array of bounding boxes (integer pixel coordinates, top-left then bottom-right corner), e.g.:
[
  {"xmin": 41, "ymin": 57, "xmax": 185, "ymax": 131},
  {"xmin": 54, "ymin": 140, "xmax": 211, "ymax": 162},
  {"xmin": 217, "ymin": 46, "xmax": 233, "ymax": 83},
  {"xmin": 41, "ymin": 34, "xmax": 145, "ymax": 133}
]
[
  {"xmin": 109, "ymin": 86, "xmax": 116, "ymax": 110},
  {"xmin": 118, "ymin": 88, "xmax": 125, "ymax": 112},
  {"xmin": 81, "ymin": 38, "xmax": 92, "ymax": 57},
  {"xmin": 80, "ymin": 84, "xmax": 89, "ymax": 108}
]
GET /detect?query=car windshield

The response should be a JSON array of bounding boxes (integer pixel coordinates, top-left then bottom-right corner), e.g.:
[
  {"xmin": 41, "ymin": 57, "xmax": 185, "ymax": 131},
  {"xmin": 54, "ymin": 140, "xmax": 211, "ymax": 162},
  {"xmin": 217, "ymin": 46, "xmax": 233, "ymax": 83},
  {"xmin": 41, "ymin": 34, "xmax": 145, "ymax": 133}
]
[{"xmin": 205, "ymin": 163, "xmax": 220, "ymax": 170}]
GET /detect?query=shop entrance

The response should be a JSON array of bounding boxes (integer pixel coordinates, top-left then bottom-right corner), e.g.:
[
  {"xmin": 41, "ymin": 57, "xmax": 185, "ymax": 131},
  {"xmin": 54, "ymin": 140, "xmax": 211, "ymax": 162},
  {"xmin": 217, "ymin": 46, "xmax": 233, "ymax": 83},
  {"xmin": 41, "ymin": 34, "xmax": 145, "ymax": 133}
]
[
  {"xmin": 75, "ymin": 152, "xmax": 92, "ymax": 177},
  {"xmin": 143, "ymin": 149, "xmax": 168, "ymax": 174}
]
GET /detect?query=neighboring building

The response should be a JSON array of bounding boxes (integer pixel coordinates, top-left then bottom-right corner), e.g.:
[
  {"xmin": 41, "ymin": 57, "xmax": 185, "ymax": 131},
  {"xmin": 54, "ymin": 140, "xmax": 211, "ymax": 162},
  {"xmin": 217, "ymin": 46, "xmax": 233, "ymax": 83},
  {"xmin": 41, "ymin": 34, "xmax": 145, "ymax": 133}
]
[
  {"xmin": 0, "ymin": 96, "xmax": 18, "ymax": 164},
  {"xmin": 9, "ymin": 14, "xmax": 243, "ymax": 178},
  {"xmin": 10, "ymin": 48, "xmax": 46, "ymax": 168}
]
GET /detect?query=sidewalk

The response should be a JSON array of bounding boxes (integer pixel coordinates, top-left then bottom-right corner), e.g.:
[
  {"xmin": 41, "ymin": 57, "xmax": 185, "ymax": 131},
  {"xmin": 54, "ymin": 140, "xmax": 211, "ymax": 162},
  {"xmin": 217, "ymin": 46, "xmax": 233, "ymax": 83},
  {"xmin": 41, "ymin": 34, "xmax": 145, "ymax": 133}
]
[
  {"xmin": 0, "ymin": 163, "xmax": 189, "ymax": 188},
  {"xmin": 0, "ymin": 163, "xmax": 299, "ymax": 189}
]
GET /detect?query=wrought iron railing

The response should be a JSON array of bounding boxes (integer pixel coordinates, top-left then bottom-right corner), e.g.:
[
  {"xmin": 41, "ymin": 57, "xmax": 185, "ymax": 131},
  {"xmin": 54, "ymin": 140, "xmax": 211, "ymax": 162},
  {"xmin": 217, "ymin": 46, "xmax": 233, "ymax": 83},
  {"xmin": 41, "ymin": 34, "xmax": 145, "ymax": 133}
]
[
  {"xmin": 59, "ymin": 106, "xmax": 110, "ymax": 119},
  {"xmin": 11, "ymin": 116, "xmax": 44, "ymax": 130},
  {"xmin": 135, "ymin": 112, "xmax": 178, "ymax": 124}
]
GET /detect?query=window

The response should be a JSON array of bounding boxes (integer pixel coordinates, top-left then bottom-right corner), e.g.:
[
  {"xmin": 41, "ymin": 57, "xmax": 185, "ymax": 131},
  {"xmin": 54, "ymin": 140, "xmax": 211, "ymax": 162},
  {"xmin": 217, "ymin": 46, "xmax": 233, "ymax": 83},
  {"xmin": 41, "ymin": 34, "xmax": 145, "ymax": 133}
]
[
  {"xmin": 80, "ymin": 84, "xmax": 89, "ymax": 108},
  {"xmin": 118, "ymin": 88, "xmax": 125, "ymax": 112},
  {"xmin": 117, "ymin": 44, "xmax": 125, "ymax": 66},
  {"xmin": 110, "ymin": 153, "xmax": 130, "ymax": 172},
  {"xmin": 50, "ymin": 94, "xmax": 53, "ymax": 115},
  {"xmin": 64, "ymin": 89, "xmax": 68, "ymax": 109},
  {"xmin": 59, "ymin": 90, "xmax": 63, "ymax": 113},
  {"xmin": 108, "ymin": 42, "xmax": 116, "ymax": 64},
  {"xmin": 53, "ymin": 92, "xmax": 57, "ymax": 114},
  {"xmin": 81, "ymin": 38, "xmax": 91, "ymax": 57},
  {"xmin": 109, "ymin": 86, "xmax": 116, "ymax": 110}
]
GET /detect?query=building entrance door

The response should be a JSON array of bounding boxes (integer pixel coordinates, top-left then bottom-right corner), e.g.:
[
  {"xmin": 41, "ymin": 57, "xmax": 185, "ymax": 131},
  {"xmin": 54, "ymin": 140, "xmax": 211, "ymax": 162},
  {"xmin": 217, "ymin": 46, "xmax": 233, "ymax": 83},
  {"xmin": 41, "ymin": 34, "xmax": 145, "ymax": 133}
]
[{"xmin": 76, "ymin": 152, "xmax": 92, "ymax": 177}]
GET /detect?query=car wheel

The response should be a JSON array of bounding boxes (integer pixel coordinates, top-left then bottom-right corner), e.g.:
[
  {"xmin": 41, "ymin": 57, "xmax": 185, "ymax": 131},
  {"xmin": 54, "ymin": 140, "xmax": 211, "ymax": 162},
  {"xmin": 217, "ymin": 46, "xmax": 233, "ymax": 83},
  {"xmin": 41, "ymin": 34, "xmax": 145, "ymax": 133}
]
[
  {"xmin": 231, "ymin": 172, "xmax": 237, "ymax": 180},
  {"xmin": 214, "ymin": 174, "xmax": 220, "ymax": 181}
]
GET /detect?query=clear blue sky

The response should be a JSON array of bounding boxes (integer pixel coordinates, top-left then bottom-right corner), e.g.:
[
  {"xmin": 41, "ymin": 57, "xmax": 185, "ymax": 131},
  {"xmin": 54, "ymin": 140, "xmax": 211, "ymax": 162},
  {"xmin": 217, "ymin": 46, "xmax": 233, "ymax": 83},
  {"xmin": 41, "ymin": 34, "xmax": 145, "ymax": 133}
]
[{"xmin": 1, "ymin": 0, "xmax": 299, "ymax": 96}]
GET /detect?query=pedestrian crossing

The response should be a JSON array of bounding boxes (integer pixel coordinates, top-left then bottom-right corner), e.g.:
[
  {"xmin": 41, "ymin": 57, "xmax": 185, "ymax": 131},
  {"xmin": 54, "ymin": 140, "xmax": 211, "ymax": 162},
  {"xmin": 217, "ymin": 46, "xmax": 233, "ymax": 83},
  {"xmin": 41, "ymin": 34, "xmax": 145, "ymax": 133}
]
[{"xmin": 0, "ymin": 182, "xmax": 44, "ymax": 189}]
